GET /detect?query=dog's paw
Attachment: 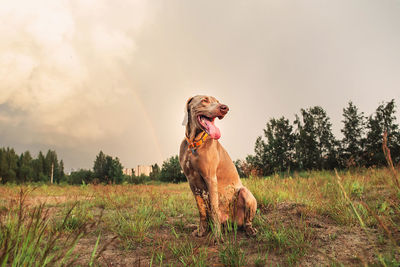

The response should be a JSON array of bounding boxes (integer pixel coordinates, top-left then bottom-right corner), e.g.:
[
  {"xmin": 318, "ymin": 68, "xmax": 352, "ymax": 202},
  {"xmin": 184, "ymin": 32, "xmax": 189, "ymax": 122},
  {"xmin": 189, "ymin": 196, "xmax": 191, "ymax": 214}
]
[
  {"xmin": 208, "ymin": 232, "xmax": 224, "ymax": 245},
  {"xmin": 192, "ymin": 228, "xmax": 207, "ymax": 237},
  {"xmin": 245, "ymin": 225, "xmax": 258, "ymax": 237}
]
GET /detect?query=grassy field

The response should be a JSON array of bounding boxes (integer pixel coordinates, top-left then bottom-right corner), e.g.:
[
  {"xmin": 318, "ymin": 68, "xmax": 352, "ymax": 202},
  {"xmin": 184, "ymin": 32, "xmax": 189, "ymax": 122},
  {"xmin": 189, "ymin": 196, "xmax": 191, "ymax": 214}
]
[{"xmin": 0, "ymin": 168, "xmax": 399, "ymax": 266}]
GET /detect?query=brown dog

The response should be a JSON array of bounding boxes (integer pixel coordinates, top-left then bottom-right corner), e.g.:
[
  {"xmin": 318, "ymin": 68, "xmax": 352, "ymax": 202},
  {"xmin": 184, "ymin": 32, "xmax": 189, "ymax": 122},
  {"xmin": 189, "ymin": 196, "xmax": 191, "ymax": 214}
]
[{"xmin": 179, "ymin": 95, "xmax": 257, "ymax": 239}]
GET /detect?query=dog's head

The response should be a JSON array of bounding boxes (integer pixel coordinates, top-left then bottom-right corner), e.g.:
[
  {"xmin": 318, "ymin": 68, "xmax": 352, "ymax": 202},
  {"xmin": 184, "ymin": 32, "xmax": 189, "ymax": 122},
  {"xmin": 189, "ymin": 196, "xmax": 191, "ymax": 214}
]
[{"xmin": 183, "ymin": 95, "xmax": 229, "ymax": 140}]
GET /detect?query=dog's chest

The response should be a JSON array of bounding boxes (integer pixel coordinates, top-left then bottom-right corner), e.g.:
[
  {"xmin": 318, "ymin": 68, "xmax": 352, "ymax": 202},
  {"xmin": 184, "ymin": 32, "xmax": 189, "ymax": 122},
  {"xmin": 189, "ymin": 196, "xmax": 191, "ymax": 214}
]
[
  {"xmin": 182, "ymin": 154, "xmax": 193, "ymax": 175},
  {"xmin": 182, "ymin": 154, "xmax": 198, "ymax": 180},
  {"xmin": 182, "ymin": 153, "xmax": 207, "ymax": 188}
]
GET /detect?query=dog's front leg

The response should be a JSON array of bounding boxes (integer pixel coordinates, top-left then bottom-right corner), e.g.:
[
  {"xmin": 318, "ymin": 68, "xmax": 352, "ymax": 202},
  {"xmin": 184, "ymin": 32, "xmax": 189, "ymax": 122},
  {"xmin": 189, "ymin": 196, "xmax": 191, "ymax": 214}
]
[{"xmin": 203, "ymin": 174, "xmax": 222, "ymax": 242}]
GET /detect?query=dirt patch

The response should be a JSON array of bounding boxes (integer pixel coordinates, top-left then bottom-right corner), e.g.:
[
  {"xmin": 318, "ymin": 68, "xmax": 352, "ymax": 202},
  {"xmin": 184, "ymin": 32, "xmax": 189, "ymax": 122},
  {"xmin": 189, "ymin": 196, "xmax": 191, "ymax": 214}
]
[{"xmin": 259, "ymin": 202, "xmax": 394, "ymax": 266}]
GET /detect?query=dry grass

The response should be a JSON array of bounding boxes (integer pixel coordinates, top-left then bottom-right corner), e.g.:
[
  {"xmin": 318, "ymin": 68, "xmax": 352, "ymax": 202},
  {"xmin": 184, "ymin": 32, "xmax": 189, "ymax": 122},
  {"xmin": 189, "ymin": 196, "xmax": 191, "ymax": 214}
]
[{"xmin": 1, "ymin": 168, "xmax": 400, "ymax": 266}]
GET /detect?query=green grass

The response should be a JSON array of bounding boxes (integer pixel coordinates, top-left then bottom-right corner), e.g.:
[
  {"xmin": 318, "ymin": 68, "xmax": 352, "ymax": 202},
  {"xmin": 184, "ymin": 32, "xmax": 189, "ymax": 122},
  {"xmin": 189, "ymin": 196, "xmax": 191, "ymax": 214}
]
[
  {"xmin": 255, "ymin": 216, "xmax": 313, "ymax": 265},
  {"xmin": 0, "ymin": 168, "xmax": 399, "ymax": 265},
  {"xmin": 0, "ymin": 190, "xmax": 89, "ymax": 266},
  {"xmin": 106, "ymin": 204, "xmax": 166, "ymax": 249},
  {"xmin": 219, "ymin": 223, "xmax": 247, "ymax": 267},
  {"xmin": 168, "ymin": 237, "xmax": 208, "ymax": 266}
]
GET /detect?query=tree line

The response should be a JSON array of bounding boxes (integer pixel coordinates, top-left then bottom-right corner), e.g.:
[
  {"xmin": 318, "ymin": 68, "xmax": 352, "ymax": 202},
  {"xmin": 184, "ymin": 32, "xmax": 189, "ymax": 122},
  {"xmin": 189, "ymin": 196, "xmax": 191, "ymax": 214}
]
[
  {"xmin": 121, "ymin": 155, "xmax": 186, "ymax": 184},
  {"xmin": 68, "ymin": 151, "xmax": 124, "ymax": 184},
  {"xmin": 0, "ymin": 148, "xmax": 65, "ymax": 184},
  {"xmin": 0, "ymin": 147, "xmax": 186, "ymax": 185},
  {"xmin": 238, "ymin": 99, "xmax": 400, "ymax": 176},
  {"xmin": 69, "ymin": 152, "xmax": 185, "ymax": 184}
]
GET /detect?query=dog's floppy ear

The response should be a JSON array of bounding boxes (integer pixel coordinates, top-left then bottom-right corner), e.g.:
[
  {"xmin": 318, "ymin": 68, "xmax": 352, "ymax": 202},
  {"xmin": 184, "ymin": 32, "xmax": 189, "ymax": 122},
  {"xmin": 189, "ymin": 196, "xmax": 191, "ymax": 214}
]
[{"xmin": 182, "ymin": 97, "xmax": 193, "ymax": 126}]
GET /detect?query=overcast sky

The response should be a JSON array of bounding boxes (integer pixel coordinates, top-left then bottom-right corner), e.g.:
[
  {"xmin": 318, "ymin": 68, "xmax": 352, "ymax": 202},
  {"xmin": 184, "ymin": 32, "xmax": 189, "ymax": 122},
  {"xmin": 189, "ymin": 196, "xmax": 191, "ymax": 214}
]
[{"xmin": 1, "ymin": 0, "xmax": 400, "ymax": 171}]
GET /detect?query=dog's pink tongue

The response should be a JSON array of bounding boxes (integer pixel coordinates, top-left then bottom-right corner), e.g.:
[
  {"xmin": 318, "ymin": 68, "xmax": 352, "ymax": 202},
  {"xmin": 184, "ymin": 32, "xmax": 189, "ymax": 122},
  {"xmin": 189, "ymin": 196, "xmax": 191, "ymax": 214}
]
[{"xmin": 204, "ymin": 120, "xmax": 221, "ymax": 139}]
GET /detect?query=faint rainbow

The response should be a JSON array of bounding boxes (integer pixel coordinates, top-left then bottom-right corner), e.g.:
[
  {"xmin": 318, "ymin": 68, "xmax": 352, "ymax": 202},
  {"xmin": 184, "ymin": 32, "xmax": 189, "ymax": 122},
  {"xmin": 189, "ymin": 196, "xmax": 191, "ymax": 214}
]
[{"xmin": 131, "ymin": 91, "xmax": 164, "ymax": 164}]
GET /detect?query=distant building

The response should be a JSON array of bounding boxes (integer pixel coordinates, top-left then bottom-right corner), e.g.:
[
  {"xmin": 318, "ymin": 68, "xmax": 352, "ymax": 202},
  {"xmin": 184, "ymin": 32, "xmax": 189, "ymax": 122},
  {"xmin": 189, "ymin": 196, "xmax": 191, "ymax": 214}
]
[
  {"xmin": 123, "ymin": 165, "xmax": 152, "ymax": 176},
  {"xmin": 134, "ymin": 165, "xmax": 152, "ymax": 176},
  {"xmin": 122, "ymin": 168, "xmax": 134, "ymax": 176}
]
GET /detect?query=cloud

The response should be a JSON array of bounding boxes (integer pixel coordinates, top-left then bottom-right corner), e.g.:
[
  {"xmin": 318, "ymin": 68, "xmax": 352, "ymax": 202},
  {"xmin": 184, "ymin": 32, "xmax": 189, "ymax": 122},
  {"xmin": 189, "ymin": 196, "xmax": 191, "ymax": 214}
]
[
  {"xmin": 0, "ymin": 0, "xmax": 166, "ymax": 169},
  {"xmin": 0, "ymin": 0, "xmax": 148, "ymax": 142}
]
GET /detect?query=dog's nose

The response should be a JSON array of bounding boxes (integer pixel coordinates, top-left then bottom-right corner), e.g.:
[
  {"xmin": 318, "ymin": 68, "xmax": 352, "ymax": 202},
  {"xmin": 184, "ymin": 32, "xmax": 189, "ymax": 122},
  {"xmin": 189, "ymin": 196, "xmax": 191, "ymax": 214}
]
[{"xmin": 219, "ymin": 104, "xmax": 229, "ymax": 114}]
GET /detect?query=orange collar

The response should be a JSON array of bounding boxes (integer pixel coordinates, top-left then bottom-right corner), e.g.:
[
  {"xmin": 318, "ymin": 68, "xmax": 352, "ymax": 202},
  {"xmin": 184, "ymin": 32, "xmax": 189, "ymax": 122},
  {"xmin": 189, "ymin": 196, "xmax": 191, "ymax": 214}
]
[{"xmin": 186, "ymin": 131, "xmax": 209, "ymax": 154}]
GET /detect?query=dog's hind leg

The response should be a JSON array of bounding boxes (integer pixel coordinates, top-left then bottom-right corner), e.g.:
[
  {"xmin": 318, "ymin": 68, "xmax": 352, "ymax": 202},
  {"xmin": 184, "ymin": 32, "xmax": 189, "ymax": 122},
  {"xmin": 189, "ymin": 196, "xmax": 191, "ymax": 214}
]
[{"xmin": 235, "ymin": 187, "xmax": 258, "ymax": 236}]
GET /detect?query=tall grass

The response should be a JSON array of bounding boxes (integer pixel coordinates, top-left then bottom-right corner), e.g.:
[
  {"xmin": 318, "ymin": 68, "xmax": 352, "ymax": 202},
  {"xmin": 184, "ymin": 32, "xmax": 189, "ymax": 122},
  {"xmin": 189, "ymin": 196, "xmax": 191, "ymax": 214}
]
[
  {"xmin": 383, "ymin": 131, "xmax": 400, "ymax": 191},
  {"xmin": 331, "ymin": 132, "xmax": 400, "ymax": 266},
  {"xmin": 0, "ymin": 189, "xmax": 92, "ymax": 266}
]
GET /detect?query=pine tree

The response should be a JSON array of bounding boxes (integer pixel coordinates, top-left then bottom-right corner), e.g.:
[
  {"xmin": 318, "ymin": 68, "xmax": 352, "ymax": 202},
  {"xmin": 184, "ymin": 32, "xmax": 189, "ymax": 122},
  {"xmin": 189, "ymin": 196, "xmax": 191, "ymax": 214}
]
[
  {"xmin": 105, "ymin": 155, "xmax": 113, "ymax": 183},
  {"xmin": 17, "ymin": 151, "xmax": 34, "ymax": 183},
  {"xmin": 59, "ymin": 160, "xmax": 65, "ymax": 182},
  {"xmin": 93, "ymin": 151, "xmax": 107, "ymax": 181},
  {"xmin": 263, "ymin": 117, "xmax": 296, "ymax": 173},
  {"xmin": 251, "ymin": 136, "xmax": 269, "ymax": 175},
  {"xmin": 159, "ymin": 155, "xmax": 186, "ymax": 183},
  {"xmin": 295, "ymin": 106, "xmax": 338, "ymax": 170},
  {"xmin": 33, "ymin": 151, "xmax": 46, "ymax": 182},
  {"xmin": 108, "ymin": 157, "xmax": 124, "ymax": 184},
  {"xmin": 0, "ymin": 149, "xmax": 7, "ymax": 183},
  {"xmin": 4, "ymin": 148, "xmax": 18, "ymax": 183},
  {"xmin": 364, "ymin": 99, "xmax": 400, "ymax": 166},
  {"xmin": 341, "ymin": 101, "xmax": 366, "ymax": 167}
]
